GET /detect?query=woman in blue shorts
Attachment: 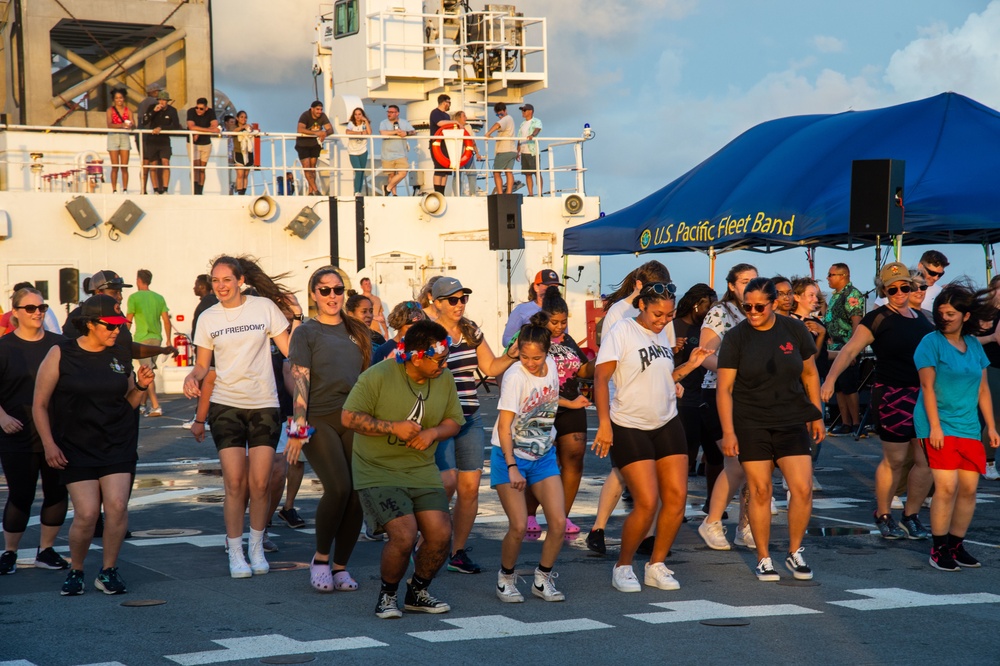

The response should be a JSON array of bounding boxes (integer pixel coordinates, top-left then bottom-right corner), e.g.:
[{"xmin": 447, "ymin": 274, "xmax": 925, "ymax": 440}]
[
  {"xmin": 914, "ymin": 283, "xmax": 1000, "ymax": 571},
  {"xmin": 492, "ymin": 315, "xmax": 566, "ymax": 602}
]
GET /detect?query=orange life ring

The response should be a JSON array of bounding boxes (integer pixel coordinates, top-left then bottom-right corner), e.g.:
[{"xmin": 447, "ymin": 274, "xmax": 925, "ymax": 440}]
[{"xmin": 431, "ymin": 127, "xmax": 475, "ymax": 168}]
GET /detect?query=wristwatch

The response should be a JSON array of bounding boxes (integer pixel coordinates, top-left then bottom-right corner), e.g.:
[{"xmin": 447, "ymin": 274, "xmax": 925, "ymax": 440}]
[{"xmin": 291, "ymin": 313, "xmax": 303, "ymax": 321}]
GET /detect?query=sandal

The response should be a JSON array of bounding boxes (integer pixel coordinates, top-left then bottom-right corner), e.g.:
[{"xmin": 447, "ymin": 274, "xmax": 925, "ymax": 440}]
[
  {"xmin": 332, "ymin": 570, "xmax": 358, "ymax": 591},
  {"xmin": 310, "ymin": 557, "xmax": 334, "ymax": 592}
]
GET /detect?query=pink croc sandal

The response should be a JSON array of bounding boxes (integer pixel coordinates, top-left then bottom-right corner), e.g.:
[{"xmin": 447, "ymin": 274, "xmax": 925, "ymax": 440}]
[
  {"xmin": 332, "ymin": 570, "xmax": 358, "ymax": 591},
  {"xmin": 310, "ymin": 558, "xmax": 334, "ymax": 592}
]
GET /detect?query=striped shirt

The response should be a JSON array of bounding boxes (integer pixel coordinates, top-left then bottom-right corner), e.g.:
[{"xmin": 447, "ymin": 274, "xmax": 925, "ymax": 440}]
[{"xmin": 446, "ymin": 323, "xmax": 484, "ymax": 417}]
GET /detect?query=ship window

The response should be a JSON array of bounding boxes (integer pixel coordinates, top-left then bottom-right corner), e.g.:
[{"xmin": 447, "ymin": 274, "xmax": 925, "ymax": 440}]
[{"xmin": 334, "ymin": 0, "xmax": 359, "ymax": 38}]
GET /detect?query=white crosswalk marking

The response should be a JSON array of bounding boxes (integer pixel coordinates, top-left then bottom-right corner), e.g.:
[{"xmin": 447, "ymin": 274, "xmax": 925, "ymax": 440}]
[
  {"xmin": 164, "ymin": 634, "xmax": 386, "ymax": 665},
  {"xmin": 626, "ymin": 599, "xmax": 822, "ymax": 624},
  {"xmin": 829, "ymin": 587, "xmax": 1000, "ymax": 611},
  {"xmin": 408, "ymin": 615, "xmax": 613, "ymax": 642}
]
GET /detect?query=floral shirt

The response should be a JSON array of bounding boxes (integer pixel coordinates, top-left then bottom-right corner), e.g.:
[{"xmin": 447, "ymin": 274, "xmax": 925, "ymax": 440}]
[
  {"xmin": 823, "ymin": 282, "xmax": 864, "ymax": 350},
  {"xmin": 700, "ymin": 301, "xmax": 745, "ymax": 390}
]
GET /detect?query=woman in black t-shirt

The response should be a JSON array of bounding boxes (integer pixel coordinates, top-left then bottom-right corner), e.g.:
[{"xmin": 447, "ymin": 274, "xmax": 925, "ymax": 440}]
[
  {"xmin": 821, "ymin": 262, "xmax": 934, "ymax": 542},
  {"xmin": 718, "ymin": 278, "xmax": 823, "ymax": 583},
  {"xmin": 0, "ymin": 288, "xmax": 67, "ymax": 575},
  {"xmin": 33, "ymin": 295, "xmax": 154, "ymax": 596},
  {"xmin": 976, "ymin": 274, "xmax": 1000, "ymax": 479}
]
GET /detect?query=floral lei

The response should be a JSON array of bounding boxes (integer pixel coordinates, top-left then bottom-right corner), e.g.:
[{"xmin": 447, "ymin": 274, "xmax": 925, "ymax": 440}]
[{"xmin": 394, "ymin": 336, "xmax": 452, "ymax": 363}]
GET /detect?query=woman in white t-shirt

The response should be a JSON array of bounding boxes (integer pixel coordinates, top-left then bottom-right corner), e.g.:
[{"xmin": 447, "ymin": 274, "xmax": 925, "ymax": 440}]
[
  {"xmin": 491, "ymin": 315, "xmax": 565, "ymax": 603},
  {"xmin": 587, "ymin": 260, "xmax": 673, "ymax": 556},
  {"xmin": 183, "ymin": 255, "xmax": 302, "ymax": 579},
  {"xmin": 345, "ymin": 107, "xmax": 371, "ymax": 196},
  {"xmin": 593, "ymin": 282, "xmax": 710, "ymax": 594},
  {"xmin": 697, "ymin": 263, "xmax": 758, "ymax": 552}
]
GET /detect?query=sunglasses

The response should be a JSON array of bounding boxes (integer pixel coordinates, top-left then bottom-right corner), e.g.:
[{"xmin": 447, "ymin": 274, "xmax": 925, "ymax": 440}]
[
  {"xmin": 437, "ymin": 294, "xmax": 469, "ymax": 306},
  {"xmin": 741, "ymin": 303, "xmax": 769, "ymax": 314},
  {"xmin": 317, "ymin": 285, "xmax": 346, "ymax": 297},
  {"xmin": 642, "ymin": 282, "xmax": 677, "ymax": 296},
  {"xmin": 424, "ymin": 354, "xmax": 450, "ymax": 367},
  {"xmin": 886, "ymin": 285, "xmax": 913, "ymax": 296},
  {"xmin": 916, "ymin": 285, "xmax": 929, "ymax": 291},
  {"xmin": 14, "ymin": 304, "xmax": 49, "ymax": 313},
  {"xmin": 924, "ymin": 268, "xmax": 945, "ymax": 278},
  {"xmin": 96, "ymin": 320, "xmax": 123, "ymax": 331}
]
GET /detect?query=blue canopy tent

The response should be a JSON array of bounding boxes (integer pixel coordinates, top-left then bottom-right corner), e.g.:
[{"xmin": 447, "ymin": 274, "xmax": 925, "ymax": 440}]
[{"xmin": 564, "ymin": 93, "xmax": 1000, "ymax": 258}]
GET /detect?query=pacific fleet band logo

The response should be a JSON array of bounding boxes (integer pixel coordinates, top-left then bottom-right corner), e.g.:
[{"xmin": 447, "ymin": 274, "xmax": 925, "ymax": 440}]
[
  {"xmin": 640, "ymin": 212, "xmax": 797, "ymax": 249},
  {"xmin": 640, "ymin": 229, "xmax": 652, "ymax": 249}
]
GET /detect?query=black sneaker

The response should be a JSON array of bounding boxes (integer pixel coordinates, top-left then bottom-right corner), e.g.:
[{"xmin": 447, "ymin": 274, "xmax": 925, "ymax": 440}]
[
  {"xmin": 0, "ymin": 550, "xmax": 16, "ymax": 575},
  {"xmin": 929, "ymin": 546, "xmax": 961, "ymax": 572},
  {"xmin": 375, "ymin": 590, "xmax": 402, "ymax": 619},
  {"xmin": 277, "ymin": 507, "xmax": 306, "ymax": 529},
  {"xmin": 61, "ymin": 569, "xmax": 85, "ymax": 596},
  {"xmin": 404, "ymin": 583, "xmax": 451, "ymax": 613},
  {"xmin": 447, "ymin": 548, "xmax": 482, "ymax": 574},
  {"xmin": 34, "ymin": 547, "xmax": 70, "ymax": 570},
  {"xmin": 874, "ymin": 511, "xmax": 906, "ymax": 539},
  {"xmin": 586, "ymin": 529, "xmax": 606, "ymax": 555},
  {"xmin": 950, "ymin": 543, "xmax": 981, "ymax": 568},
  {"xmin": 899, "ymin": 514, "xmax": 930, "ymax": 540},
  {"xmin": 95, "ymin": 566, "xmax": 127, "ymax": 595},
  {"xmin": 784, "ymin": 547, "xmax": 813, "ymax": 580}
]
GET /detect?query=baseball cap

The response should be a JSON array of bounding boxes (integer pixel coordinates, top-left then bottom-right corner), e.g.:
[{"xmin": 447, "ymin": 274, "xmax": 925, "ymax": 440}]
[
  {"xmin": 519, "ymin": 103, "xmax": 534, "ymax": 111},
  {"xmin": 534, "ymin": 269, "xmax": 562, "ymax": 286},
  {"xmin": 879, "ymin": 261, "xmax": 913, "ymax": 287},
  {"xmin": 157, "ymin": 90, "xmax": 171, "ymax": 101},
  {"xmin": 80, "ymin": 294, "xmax": 128, "ymax": 325},
  {"xmin": 431, "ymin": 276, "xmax": 472, "ymax": 299},
  {"xmin": 89, "ymin": 270, "xmax": 132, "ymax": 292}
]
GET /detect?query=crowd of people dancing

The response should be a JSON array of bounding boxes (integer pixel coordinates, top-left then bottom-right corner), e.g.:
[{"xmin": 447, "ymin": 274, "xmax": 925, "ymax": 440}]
[{"xmin": 1, "ymin": 249, "xmax": 998, "ymax": 615}]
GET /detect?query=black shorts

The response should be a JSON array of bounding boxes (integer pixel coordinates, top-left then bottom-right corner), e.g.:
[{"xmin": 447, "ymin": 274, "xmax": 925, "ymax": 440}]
[
  {"xmin": 207, "ymin": 403, "xmax": 281, "ymax": 451},
  {"xmin": 610, "ymin": 417, "xmax": 687, "ymax": 469},
  {"xmin": 143, "ymin": 141, "xmax": 171, "ymax": 161},
  {"xmin": 61, "ymin": 460, "xmax": 136, "ymax": 485},
  {"xmin": 735, "ymin": 423, "xmax": 812, "ymax": 463},
  {"xmin": 234, "ymin": 152, "xmax": 254, "ymax": 167},
  {"xmin": 701, "ymin": 388, "xmax": 724, "ymax": 443},
  {"xmin": 679, "ymin": 403, "xmax": 723, "ymax": 465},
  {"xmin": 554, "ymin": 406, "xmax": 588, "ymax": 438},
  {"xmin": 296, "ymin": 144, "xmax": 321, "ymax": 161},
  {"xmin": 834, "ymin": 361, "xmax": 860, "ymax": 395},
  {"xmin": 432, "ymin": 151, "xmax": 451, "ymax": 178}
]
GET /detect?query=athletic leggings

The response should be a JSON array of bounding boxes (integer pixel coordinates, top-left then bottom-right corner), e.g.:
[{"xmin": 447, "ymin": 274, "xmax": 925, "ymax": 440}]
[
  {"xmin": 303, "ymin": 410, "xmax": 363, "ymax": 563},
  {"xmin": 0, "ymin": 450, "xmax": 68, "ymax": 533}
]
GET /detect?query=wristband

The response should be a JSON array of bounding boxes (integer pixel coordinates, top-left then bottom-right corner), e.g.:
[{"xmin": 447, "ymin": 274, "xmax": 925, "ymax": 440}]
[
  {"xmin": 194, "ymin": 420, "xmax": 206, "ymax": 425},
  {"xmin": 286, "ymin": 421, "xmax": 315, "ymax": 439},
  {"xmin": 507, "ymin": 463, "xmax": 517, "ymax": 469},
  {"xmin": 136, "ymin": 383, "xmax": 150, "ymax": 391}
]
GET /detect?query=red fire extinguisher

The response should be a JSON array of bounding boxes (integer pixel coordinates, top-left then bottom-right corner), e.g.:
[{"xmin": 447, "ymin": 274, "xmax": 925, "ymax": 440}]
[{"xmin": 174, "ymin": 333, "xmax": 190, "ymax": 367}]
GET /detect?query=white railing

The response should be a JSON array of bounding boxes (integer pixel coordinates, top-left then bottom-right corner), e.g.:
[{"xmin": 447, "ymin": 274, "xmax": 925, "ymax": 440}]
[{"xmin": 0, "ymin": 124, "xmax": 591, "ymax": 198}]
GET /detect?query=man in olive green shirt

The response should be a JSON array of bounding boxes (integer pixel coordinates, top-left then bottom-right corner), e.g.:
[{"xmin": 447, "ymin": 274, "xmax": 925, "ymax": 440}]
[{"xmin": 126, "ymin": 268, "xmax": 171, "ymax": 416}]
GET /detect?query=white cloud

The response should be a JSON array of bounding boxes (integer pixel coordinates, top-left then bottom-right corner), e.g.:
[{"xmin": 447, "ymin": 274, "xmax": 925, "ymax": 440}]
[
  {"xmin": 884, "ymin": 1, "xmax": 1000, "ymax": 109},
  {"xmin": 813, "ymin": 35, "xmax": 845, "ymax": 53},
  {"xmin": 211, "ymin": 0, "xmax": 316, "ymax": 86}
]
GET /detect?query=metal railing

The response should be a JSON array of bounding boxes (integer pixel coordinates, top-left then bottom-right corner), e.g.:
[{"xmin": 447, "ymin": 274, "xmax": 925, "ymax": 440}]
[{"xmin": 0, "ymin": 124, "xmax": 591, "ymax": 198}]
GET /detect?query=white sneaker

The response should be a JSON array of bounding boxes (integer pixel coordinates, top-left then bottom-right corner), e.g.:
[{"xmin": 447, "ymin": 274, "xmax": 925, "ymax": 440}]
[
  {"xmin": 644, "ymin": 562, "xmax": 680, "ymax": 590},
  {"xmin": 812, "ymin": 475, "xmax": 823, "ymax": 492},
  {"xmin": 247, "ymin": 538, "xmax": 269, "ymax": 575},
  {"xmin": 770, "ymin": 497, "xmax": 778, "ymax": 515},
  {"xmin": 891, "ymin": 495, "xmax": 904, "ymax": 510},
  {"xmin": 228, "ymin": 547, "xmax": 251, "ymax": 579},
  {"xmin": 985, "ymin": 462, "xmax": 1000, "ymax": 481},
  {"xmin": 611, "ymin": 564, "xmax": 641, "ymax": 593},
  {"xmin": 532, "ymin": 568, "xmax": 565, "ymax": 602},
  {"xmin": 698, "ymin": 519, "xmax": 731, "ymax": 551},
  {"xmin": 734, "ymin": 523, "xmax": 756, "ymax": 549},
  {"xmin": 496, "ymin": 570, "xmax": 524, "ymax": 603}
]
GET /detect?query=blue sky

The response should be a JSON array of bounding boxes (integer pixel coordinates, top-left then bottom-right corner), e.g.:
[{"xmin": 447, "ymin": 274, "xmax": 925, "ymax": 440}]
[{"xmin": 213, "ymin": 0, "xmax": 1000, "ymax": 294}]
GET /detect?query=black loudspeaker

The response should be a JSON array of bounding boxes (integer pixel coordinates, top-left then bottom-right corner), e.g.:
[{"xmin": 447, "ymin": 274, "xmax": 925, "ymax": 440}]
[
  {"xmin": 487, "ymin": 193, "xmax": 524, "ymax": 250},
  {"xmin": 849, "ymin": 159, "xmax": 905, "ymax": 235},
  {"xmin": 59, "ymin": 267, "xmax": 79, "ymax": 305}
]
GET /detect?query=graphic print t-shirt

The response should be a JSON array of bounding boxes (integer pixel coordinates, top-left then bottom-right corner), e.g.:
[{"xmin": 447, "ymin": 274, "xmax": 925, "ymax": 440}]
[
  {"xmin": 193, "ymin": 296, "xmax": 289, "ymax": 409},
  {"xmin": 596, "ymin": 317, "xmax": 677, "ymax": 430},
  {"xmin": 491, "ymin": 357, "xmax": 559, "ymax": 460}
]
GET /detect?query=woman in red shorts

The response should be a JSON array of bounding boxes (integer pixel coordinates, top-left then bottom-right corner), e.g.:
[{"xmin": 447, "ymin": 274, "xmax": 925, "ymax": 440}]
[{"xmin": 914, "ymin": 283, "xmax": 1000, "ymax": 571}]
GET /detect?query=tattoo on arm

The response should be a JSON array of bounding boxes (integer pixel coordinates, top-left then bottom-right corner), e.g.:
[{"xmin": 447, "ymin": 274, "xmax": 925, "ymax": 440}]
[
  {"xmin": 291, "ymin": 364, "xmax": 310, "ymax": 423},
  {"xmin": 343, "ymin": 410, "xmax": 396, "ymax": 436}
]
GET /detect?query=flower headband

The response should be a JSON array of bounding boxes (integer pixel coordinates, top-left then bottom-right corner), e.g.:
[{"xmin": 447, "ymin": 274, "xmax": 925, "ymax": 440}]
[{"xmin": 395, "ymin": 336, "xmax": 452, "ymax": 363}]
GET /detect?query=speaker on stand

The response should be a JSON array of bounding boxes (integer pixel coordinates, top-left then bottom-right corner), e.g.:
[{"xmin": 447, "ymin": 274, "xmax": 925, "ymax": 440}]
[
  {"xmin": 488, "ymin": 194, "xmax": 524, "ymax": 316},
  {"xmin": 849, "ymin": 159, "xmax": 905, "ymax": 280},
  {"xmin": 59, "ymin": 267, "xmax": 79, "ymax": 320}
]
